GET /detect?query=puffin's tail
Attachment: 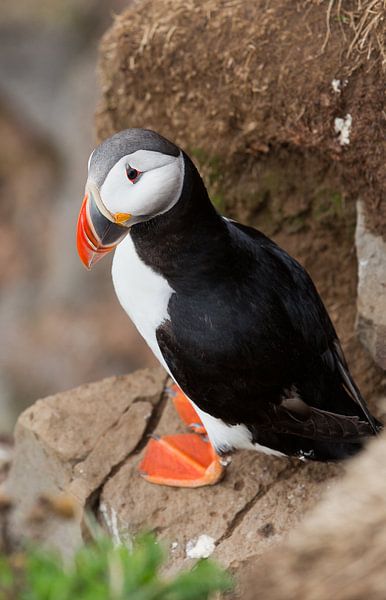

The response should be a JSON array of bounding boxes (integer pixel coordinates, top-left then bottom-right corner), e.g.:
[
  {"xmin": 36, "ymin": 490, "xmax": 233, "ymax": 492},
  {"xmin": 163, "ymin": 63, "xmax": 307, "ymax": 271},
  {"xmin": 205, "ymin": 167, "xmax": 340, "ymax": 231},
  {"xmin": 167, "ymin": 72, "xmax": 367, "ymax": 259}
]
[
  {"xmin": 251, "ymin": 403, "xmax": 383, "ymax": 462},
  {"xmin": 303, "ymin": 427, "xmax": 382, "ymax": 462},
  {"xmin": 292, "ymin": 410, "xmax": 383, "ymax": 462},
  {"xmin": 313, "ymin": 412, "xmax": 383, "ymax": 461}
]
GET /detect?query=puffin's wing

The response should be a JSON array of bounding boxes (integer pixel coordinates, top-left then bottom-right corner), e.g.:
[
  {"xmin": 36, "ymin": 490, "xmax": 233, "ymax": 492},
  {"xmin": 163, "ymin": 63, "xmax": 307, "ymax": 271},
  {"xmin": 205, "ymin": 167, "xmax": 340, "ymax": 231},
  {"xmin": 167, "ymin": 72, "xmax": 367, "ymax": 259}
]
[
  {"xmin": 328, "ymin": 339, "xmax": 379, "ymax": 433},
  {"xmin": 229, "ymin": 220, "xmax": 380, "ymax": 432},
  {"xmin": 270, "ymin": 246, "xmax": 379, "ymax": 434}
]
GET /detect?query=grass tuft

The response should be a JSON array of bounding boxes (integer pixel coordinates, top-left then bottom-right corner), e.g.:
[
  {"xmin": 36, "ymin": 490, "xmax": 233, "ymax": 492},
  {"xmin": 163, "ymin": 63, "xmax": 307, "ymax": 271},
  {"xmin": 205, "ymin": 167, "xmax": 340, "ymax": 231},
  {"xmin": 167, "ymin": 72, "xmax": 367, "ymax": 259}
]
[{"xmin": 0, "ymin": 533, "xmax": 232, "ymax": 600}]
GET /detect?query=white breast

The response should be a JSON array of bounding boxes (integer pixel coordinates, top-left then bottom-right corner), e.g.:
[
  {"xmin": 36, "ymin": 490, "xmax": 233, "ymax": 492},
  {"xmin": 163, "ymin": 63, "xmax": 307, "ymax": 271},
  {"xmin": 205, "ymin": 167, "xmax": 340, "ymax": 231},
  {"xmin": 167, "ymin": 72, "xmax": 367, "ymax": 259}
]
[{"xmin": 111, "ymin": 233, "xmax": 173, "ymax": 370}]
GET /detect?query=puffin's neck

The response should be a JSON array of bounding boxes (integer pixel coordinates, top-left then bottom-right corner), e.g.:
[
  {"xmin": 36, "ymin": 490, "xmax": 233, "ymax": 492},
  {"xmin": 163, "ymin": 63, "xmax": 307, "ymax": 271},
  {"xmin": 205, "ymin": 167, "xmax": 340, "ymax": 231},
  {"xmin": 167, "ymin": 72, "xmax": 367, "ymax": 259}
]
[{"xmin": 129, "ymin": 153, "xmax": 228, "ymax": 281}]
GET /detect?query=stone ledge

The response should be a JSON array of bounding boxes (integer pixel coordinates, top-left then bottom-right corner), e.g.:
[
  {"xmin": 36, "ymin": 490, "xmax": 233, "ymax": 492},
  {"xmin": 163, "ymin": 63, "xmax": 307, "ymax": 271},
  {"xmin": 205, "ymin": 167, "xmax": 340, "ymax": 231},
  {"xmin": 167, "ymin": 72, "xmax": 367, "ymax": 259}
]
[
  {"xmin": 3, "ymin": 368, "xmax": 167, "ymax": 558},
  {"xmin": 3, "ymin": 366, "xmax": 341, "ymax": 574}
]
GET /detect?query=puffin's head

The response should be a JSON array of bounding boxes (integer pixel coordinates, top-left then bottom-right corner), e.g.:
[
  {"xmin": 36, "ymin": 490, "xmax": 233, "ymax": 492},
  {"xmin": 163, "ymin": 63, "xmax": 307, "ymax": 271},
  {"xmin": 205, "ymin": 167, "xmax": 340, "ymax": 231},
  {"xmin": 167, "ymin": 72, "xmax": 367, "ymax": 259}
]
[{"xmin": 77, "ymin": 128, "xmax": 183, "ymax": 269}]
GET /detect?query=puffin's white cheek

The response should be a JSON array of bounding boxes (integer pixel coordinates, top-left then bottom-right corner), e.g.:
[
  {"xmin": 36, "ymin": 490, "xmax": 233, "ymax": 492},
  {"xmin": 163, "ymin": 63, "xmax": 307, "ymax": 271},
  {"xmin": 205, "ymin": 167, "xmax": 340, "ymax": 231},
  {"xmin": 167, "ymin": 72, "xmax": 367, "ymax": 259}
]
[
  {"xmin": 99, "ymin": 155, "xmax": 184, "ymax": 218},
  {"xmin": 100, "ymin": 175, "xmax": 131, "ymax": 214},
  {"xmin": 129, "ymin": 163, "xmax": 183, "ymax": 218}
]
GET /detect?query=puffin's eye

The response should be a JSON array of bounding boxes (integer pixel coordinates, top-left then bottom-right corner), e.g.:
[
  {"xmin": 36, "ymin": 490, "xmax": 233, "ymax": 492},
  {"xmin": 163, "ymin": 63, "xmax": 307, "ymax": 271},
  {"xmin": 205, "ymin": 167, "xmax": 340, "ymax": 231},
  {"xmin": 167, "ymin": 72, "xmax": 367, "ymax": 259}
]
[{"xmin": 126, "ymin": 165, "xmax": 140, "ymax": 183}]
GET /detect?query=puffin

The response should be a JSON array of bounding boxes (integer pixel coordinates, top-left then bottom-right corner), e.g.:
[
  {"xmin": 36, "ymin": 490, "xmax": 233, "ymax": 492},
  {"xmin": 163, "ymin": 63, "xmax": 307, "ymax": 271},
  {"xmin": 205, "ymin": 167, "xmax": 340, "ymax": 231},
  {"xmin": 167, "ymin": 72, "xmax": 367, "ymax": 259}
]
[{"xmin": 76, "ymin": 128, "xmax": 382, "ymax": 487}]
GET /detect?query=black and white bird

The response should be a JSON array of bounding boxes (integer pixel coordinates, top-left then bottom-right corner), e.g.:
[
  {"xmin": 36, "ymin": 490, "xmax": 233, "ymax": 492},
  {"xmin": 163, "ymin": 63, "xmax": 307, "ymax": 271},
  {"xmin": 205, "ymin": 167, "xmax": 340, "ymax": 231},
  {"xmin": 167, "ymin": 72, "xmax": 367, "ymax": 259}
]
[{"xmin": 77, "ymin": 128, "xmax": 381, "ymax": 487}]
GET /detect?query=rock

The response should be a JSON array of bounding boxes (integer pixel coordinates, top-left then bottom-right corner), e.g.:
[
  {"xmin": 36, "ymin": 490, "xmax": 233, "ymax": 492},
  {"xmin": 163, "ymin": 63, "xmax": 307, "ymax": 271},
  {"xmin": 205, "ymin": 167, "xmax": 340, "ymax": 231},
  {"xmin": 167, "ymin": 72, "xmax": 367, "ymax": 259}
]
[
  {"xmin": 356, "ymin": 201, "xmax": 386, "ymax": 370},
  {"xmin": 98, "ymin": 398, "xmax": 290, "ymax": 572},
  {"xmin": 3, "ymin": 366, "xmax": 384, "ymax": 594},
  {"xmin": 233, "ymin": 431, "xmax": 386, "ymax": 600},
  {"xmin": 3, "ymin": 367, "xmax": 340, "ymax": 572},
  {"xmin": 3, "ymin": 367, "xmax": 167, "ymax": 557},
  {"xmin": 214, "ymin": 461, "xmax": 341, "ymax": 569},
  {"xmin": 99, "ymin": 394, "xmax": 340, "ymax": 573}
]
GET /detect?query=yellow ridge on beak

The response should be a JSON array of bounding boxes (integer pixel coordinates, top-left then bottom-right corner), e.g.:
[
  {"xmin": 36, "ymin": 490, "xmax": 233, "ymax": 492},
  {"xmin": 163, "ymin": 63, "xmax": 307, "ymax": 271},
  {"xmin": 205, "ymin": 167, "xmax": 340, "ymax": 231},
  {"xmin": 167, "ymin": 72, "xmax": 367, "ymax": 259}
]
[{"xmin": 114, "ymin": 212, "xmax": 132, "ymax": 224}]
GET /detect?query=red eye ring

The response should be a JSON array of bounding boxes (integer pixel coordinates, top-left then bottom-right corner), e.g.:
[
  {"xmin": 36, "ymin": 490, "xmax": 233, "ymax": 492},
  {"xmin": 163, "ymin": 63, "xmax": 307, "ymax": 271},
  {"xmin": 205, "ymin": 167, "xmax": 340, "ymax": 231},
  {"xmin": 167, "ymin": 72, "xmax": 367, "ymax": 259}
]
[{"xmin": 126, "ymin": 165, "xmax": 141, "ymax": 183}]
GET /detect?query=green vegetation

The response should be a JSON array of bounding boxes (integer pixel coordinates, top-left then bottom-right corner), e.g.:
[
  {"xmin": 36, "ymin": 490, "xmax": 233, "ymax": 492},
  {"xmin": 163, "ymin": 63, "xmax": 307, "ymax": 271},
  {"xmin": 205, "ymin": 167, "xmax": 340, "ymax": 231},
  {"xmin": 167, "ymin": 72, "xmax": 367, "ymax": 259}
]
[
  {"xmin": 0, "ymin": 533, "xmax": 232, "ymax": 600},
  {"xmin": 312, "ymin": 189, "xmax": 345, "ymax": 223}
]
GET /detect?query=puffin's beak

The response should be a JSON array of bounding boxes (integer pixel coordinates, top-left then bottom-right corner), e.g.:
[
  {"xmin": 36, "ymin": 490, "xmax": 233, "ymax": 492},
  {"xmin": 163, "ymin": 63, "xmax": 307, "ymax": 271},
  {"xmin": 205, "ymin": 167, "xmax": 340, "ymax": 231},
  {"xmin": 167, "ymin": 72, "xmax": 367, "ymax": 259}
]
[{"xmin": 76, "ymin": 185, "xmax": 130, "ymax": 269}]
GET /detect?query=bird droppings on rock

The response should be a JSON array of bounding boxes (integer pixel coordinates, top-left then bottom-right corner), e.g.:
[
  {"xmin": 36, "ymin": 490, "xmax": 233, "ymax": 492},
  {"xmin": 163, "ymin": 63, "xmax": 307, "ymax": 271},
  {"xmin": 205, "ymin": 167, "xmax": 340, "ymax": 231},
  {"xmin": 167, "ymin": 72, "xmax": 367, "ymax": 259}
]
[
  {"xmin": 186, "ymin": 535, "xmax": 216, "ymax": 559},
  {"xmin": 331, "ymin": 78, "xmax": 348, "ymax": 93},
  {"xmin": 334, "ymin": 114, "xmax": 352, "ymax": 146}
]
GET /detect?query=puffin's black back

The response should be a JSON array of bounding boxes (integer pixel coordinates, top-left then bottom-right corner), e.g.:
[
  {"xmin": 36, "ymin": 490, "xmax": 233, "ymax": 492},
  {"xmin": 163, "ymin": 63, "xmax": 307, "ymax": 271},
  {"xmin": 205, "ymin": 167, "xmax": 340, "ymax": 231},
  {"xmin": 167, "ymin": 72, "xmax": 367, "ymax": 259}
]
[{"xmin": 131, "ymin": 153, "xmax": 381, "ymax": 461}]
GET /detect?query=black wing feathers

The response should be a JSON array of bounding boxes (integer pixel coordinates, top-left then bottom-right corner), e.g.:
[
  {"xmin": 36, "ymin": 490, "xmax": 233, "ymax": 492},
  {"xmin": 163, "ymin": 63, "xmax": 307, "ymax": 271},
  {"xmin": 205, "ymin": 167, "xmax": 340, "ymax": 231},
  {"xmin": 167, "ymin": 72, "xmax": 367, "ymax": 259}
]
[
  {"xmin": 332, "ymin": 340, "xmax": 378, "ymax": 434},
  {"xmin": 261, "ymin": 404, "xmax": 376, "ymax": 442},
  {"xmin": 229, "ymin": 221, "xmax": 381, "ymax": 436}
]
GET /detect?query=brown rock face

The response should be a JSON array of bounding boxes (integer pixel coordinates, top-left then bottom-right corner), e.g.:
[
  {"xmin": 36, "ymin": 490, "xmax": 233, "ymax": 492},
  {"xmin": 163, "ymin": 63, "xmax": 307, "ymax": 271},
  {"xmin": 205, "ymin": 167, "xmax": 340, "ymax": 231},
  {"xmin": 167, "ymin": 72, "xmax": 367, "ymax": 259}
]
[
  {"xmin": 3, "ymin": 367, "xmax": 341, "ymax": 571},
  {"xmin": 96, "ymin": 0, "xmax": 386, "ymax": 239}
]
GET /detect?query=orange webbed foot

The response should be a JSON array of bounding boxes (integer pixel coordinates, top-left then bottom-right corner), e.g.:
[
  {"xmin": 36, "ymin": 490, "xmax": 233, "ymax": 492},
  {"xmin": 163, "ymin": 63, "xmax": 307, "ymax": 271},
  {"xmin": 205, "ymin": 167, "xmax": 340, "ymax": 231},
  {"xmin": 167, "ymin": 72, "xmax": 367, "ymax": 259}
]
[
  {"xmin": 138, "ymin": 433, "xmax": 224, "ymax": 488},
  {"xmin": 170, "ymin": 384, "xmax": 206, "ymax": 435}
]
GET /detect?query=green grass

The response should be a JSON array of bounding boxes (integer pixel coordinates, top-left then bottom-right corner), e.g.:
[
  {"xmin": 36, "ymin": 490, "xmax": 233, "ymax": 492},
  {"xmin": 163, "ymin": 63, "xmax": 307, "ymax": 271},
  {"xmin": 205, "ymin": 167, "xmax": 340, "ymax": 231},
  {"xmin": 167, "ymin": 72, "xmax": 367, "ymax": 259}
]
[{"xmin": 0, "ymin": 533, "xmax": 232, "ymax": 600}]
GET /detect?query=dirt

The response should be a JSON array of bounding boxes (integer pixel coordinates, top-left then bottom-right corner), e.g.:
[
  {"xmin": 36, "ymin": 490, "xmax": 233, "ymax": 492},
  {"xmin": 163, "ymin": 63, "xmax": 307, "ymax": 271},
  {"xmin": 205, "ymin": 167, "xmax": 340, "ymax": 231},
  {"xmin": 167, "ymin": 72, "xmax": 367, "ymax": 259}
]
[{"xmin": 96, "ymin": 0, "xmax": 386, "ymax": 239}]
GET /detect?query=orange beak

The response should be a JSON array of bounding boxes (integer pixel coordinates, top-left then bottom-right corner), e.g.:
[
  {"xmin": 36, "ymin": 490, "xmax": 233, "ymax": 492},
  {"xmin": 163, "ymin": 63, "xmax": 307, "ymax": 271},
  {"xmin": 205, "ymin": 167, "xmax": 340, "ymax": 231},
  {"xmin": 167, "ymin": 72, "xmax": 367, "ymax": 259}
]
[{"xmin": 76, "ymin": 189, "xmax": 129, "ymax": 269}]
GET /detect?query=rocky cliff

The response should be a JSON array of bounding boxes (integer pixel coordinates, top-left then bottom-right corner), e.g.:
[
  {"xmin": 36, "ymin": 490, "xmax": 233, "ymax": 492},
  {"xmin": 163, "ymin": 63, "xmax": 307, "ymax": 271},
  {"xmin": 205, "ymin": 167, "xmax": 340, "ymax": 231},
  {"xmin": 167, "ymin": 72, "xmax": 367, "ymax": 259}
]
[
  {"xmin": 2, "ymin": 367, "xmax": 386, "ymax": 596},
  {"xmin": 2, "ymin": 1, "xmax": 386, "ymax": 597}
]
